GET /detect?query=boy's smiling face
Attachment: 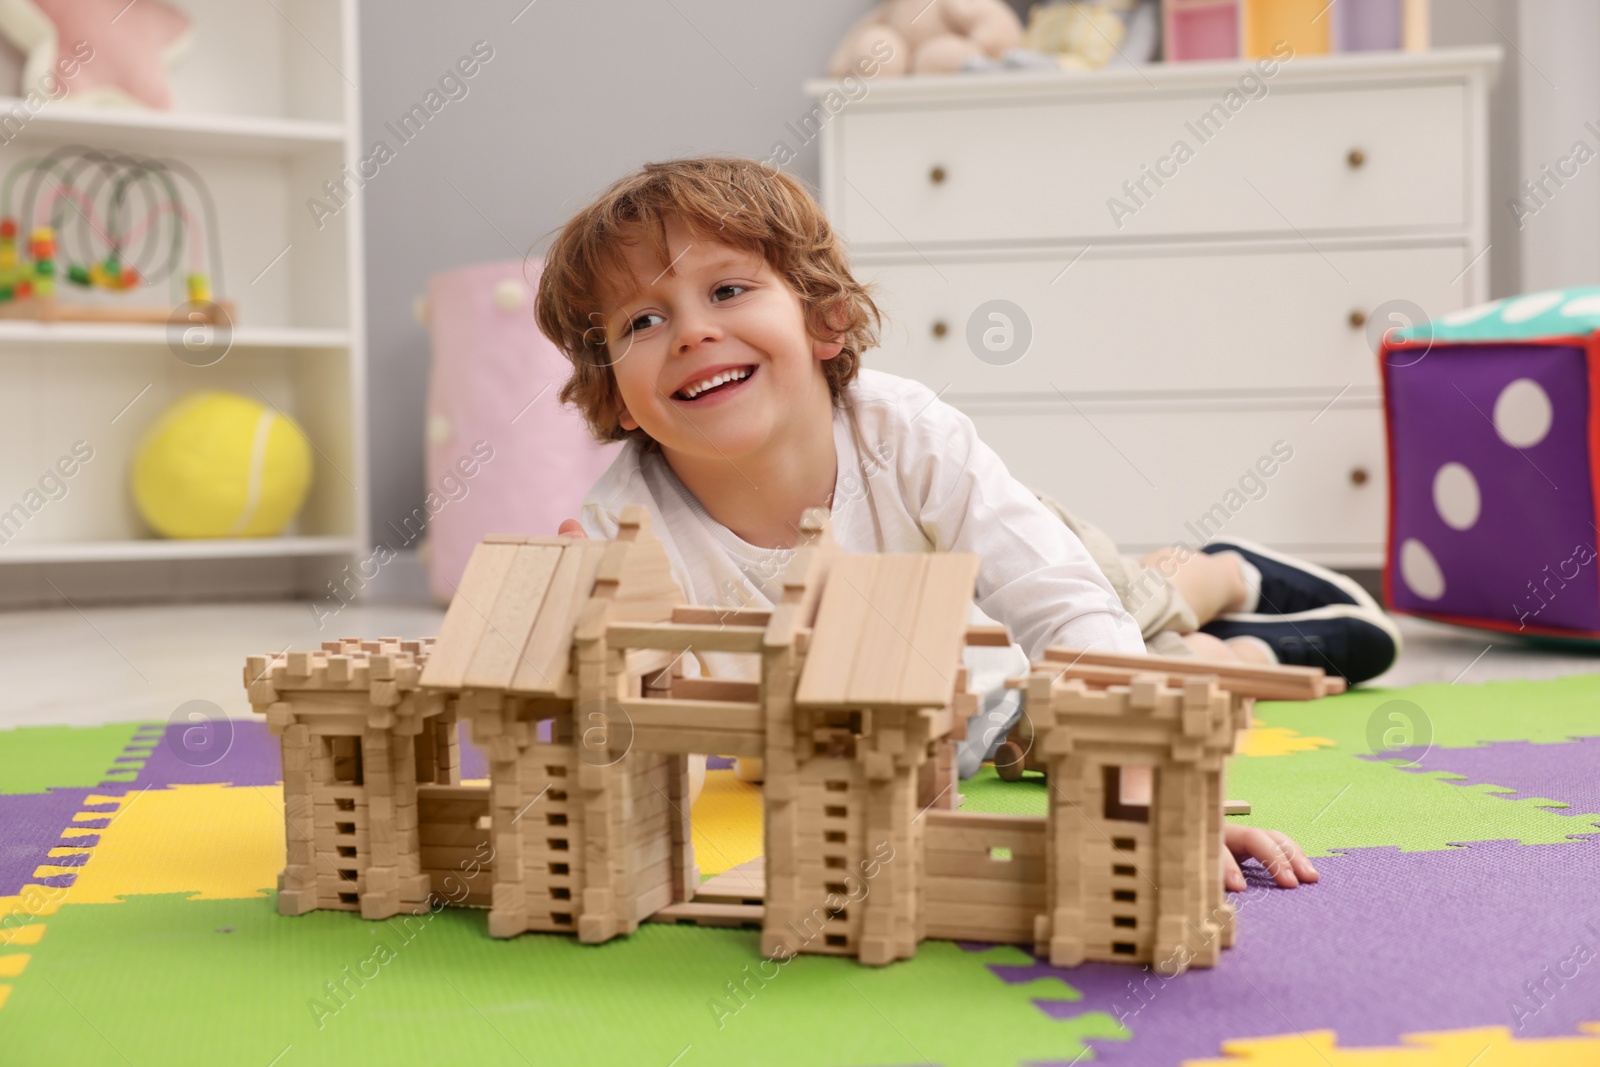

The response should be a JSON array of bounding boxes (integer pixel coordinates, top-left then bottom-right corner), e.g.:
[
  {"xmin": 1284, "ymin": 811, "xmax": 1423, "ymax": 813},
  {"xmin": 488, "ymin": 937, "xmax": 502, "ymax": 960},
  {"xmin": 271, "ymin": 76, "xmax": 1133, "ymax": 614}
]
[{"xmin": 598, "ymin": 214, "xmax": 842, "ymax": 463}]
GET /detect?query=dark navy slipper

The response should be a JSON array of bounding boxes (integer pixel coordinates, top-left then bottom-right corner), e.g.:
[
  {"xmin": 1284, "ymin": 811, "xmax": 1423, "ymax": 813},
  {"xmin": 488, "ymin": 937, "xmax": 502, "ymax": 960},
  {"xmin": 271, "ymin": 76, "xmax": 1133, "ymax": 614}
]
[
  {"xmin": 1202, "ymin": 538, "xmax": 1380, "ymax": 616},
  {"xmin": 1200, "ymin": 605, "xmax": 1402, "ymax": 685}
]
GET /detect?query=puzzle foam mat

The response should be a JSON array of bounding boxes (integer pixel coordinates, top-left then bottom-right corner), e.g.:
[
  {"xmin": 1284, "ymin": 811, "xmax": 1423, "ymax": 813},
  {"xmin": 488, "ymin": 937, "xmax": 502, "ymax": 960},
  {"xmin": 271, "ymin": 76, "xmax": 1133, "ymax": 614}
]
[{"xmin": 3, "ymin": 675, "xmax": 1599, "ymax": 1066}]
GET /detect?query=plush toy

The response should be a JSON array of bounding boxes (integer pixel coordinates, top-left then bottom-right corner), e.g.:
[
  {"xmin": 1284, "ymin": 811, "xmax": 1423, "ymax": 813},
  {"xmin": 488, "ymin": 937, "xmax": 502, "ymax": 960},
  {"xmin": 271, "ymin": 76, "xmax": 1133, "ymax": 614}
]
[
  {"xmin": 828, "ymin": 0, "xmax": 1024, "ymax": 77},
  {"xmin": 1024, "ymin": 0, "xmax": 1161, "ymax": 70},
  {"xmin": 133, "ymin": 391, "xmax": 312, "ymax": 539},
  {"xmin": 0, "ymin": 0, "xmax": 194, "ymax": 109}
]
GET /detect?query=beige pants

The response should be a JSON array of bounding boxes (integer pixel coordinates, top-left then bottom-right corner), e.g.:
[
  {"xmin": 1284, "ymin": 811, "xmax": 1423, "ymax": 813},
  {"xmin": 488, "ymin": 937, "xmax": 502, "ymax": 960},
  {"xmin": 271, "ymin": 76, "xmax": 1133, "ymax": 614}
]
[{"xmin": 1031, "ymin": 489, "xmax": 1198, "ymax": 658}]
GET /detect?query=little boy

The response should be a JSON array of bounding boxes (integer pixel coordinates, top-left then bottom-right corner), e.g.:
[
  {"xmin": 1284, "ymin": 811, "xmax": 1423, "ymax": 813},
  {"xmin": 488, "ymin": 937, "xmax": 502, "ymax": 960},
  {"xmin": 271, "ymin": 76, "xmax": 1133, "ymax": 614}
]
[{"xmin": 534, "ymin": 157, "xmax": 1364, "ymax": 891}]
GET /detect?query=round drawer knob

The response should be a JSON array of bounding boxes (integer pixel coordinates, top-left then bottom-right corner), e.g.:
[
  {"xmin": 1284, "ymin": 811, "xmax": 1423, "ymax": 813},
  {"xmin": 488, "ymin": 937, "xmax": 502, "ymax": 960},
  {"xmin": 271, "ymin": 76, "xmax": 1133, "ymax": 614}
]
[
  {"xmin": 929, "ymin": 165, "xmax": 947, "ymax": 185},
  {"xmin": 931, "ymin": 320, "xmax": 948, "ymax": 338},
  {"xmin": 1350, "ymin": 467, "xmax": 1370, "ymax": 486},
  {"xmin": 1347, "ymin": 148, "xmax": 1366, "ymax": 169},
  {"xmin": 1348, "ymin": 309, "xmax": 1367, "ymax": 329}
]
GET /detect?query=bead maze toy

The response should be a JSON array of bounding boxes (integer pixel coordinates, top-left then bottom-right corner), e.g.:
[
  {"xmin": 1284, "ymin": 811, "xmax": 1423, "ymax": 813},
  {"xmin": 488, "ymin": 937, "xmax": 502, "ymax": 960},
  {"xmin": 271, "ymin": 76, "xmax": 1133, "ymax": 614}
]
[
  {"xmin": 247, "ymin": 506, "xmax": 1342, "ymax": 974},
  {"xmin": 0, "ymin": 144, "xmax": 230, "ymax": 324}
]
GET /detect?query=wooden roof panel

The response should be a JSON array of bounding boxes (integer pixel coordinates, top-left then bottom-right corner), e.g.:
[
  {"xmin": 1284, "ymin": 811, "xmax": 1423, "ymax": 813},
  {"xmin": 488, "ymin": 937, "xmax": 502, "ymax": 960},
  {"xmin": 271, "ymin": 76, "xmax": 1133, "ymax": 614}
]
[{"xmin": 797, "ymin": 552, "xmax": 979, "ymax": 709}]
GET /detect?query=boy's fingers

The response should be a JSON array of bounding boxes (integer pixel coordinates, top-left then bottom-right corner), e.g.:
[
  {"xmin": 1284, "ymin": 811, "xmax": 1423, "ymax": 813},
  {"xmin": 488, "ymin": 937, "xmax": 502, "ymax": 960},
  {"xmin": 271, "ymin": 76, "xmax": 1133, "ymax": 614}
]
[
  {"xmin": 1232, "ymin": 827, "xmax": 1299, "ymax": 888},
  {"xmin": 1269, "ymin": 830, "xmax": 1319, "ymax": 883},
  {"xmin": 1222, "ymin": 850, "xmax": 1245, "ymax": 892},
  {"xmin": 557, "ymin": 519, "xmax": 587, "ymax": 538}
]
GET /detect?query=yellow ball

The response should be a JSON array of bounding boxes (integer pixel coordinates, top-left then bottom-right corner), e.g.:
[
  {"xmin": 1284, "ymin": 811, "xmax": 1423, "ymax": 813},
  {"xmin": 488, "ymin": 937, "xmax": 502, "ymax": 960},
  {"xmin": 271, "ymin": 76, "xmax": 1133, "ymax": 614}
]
[{"xmin": 133, "ymin": 392, "xmax": 313, "ymax": 539}]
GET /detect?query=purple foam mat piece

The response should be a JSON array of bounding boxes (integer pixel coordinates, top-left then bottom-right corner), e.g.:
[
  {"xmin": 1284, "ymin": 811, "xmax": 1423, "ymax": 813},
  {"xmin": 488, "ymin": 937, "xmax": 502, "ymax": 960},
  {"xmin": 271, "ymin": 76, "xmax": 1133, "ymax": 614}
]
[
  {"xmin": 1361, "ymin": 736, "xmax": 1600, "ymax": 818},
  {"xmin": 460, "ymin": 725, "xmax": 489, "ymax": 780},
  {"xmin": 0, "ymin": 788, "xmax": 112, "ymax": 896},
  {"xmin": 127, "ymin": 720, "xmax": 284, "ymax": 789},
  {"xmin": 988, "ymin": 839, "xmax": 1600, "ymax": 1063}
]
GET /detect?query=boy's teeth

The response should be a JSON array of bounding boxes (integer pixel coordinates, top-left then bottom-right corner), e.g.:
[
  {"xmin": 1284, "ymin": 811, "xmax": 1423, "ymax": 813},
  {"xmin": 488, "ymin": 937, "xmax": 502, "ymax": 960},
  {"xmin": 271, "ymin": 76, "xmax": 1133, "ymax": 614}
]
[{"xmin": 681, "ymin": 367, "xmax": 750, "ymax": 399}]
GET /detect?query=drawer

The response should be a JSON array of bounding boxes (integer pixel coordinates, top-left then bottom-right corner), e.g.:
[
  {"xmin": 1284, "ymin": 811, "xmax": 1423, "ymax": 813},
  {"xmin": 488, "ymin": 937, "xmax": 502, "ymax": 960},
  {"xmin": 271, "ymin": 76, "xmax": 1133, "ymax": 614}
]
[
  {"xmin": 960, "ymin": 399, "xmax": 1386, "ymax": 565},
  {"xmin": 859, "ymin": 244, "xmax": 1468, "ymax": 396},
  {"xmin": 834, "ymin": 83, "xmax": 1466, "ymax": 247}
]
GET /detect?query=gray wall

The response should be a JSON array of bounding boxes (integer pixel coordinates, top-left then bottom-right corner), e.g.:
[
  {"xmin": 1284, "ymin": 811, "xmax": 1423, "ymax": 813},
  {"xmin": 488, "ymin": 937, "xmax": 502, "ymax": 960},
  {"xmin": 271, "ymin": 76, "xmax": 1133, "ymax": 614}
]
[{"xmin": 358, "ymin": 1, "xmax": 1517, "ymax": 552}]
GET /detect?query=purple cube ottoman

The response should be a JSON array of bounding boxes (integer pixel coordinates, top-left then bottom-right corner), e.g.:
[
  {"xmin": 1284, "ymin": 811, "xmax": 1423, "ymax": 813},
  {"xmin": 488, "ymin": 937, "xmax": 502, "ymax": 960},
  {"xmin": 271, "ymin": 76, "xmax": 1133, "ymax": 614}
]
[{"xmin": 1380, "ymin": 287, "xmax": 1600, "ymax": 641}]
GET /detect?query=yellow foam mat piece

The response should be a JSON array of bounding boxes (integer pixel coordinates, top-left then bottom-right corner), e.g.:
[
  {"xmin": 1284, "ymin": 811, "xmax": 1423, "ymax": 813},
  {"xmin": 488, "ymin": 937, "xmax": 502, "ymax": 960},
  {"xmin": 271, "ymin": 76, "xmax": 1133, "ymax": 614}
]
[
  {"xmin": 0, "ymin": 923, "xmax": 44, "ymax": 947},
  {"xmin": 54, "ymin": 784, "xmax": 281, "ymax": 903},
  {"xmin": 691, "ymin": 768, "xmax": 763, "ymax": 876},
  {"xmin": 1186, "ymin": 1023, "xmax": 1600, "ymax": 1065},
  {"xmin": 1240, "ymin": 718, "xmax": 1336, "ymax": 758}
]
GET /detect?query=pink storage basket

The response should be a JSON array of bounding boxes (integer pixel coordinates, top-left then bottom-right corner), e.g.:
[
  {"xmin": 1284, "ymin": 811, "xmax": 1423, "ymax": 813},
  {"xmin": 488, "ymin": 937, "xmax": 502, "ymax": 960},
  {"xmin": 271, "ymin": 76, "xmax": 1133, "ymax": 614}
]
[{"xmin": 422, "ymin": 259, "xmax": 618, "ymax": 603}]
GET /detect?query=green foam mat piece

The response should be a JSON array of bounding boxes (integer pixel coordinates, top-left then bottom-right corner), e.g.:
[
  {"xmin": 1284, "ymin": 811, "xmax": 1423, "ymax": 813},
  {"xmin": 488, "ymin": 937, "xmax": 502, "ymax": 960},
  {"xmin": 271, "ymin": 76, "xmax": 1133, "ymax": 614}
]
[
  {"xmin": 958, "ymin": 765, "xmax": 1047, "ymax": 816},
  {"xmin": 0, "ymin": 722, "xmax": 155, "ymax": 795},
  {"xmin": 1252, "ymin": 673, "xmax": 1600, "ymax": 753},
  {"xmin": 1225, "ymin": 746, "xmax": 1599, "ymax": 855},
  {"xmin": 4, "ymin": 894, "xmax": 1125, "ymax": 1067}
]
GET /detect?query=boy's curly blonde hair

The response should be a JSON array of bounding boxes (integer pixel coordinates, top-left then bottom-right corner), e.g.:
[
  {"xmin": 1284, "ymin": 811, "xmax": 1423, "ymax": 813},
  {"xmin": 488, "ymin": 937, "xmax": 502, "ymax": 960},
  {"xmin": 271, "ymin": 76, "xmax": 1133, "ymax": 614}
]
[{"xmin": 534, "ymin": 157, "xmax": 881, "ymax": 446}]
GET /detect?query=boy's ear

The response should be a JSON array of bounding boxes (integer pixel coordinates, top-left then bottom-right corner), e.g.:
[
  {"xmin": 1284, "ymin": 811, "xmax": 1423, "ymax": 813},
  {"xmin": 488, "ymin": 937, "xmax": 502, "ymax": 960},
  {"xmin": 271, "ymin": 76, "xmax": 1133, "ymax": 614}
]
[
  {"xmin": 615, "ymin": 395, "xmax": 639, "ymax": 432},
  {"xmin": 813, "ymin": 303, "xmax": 849, "ymax": 362}
]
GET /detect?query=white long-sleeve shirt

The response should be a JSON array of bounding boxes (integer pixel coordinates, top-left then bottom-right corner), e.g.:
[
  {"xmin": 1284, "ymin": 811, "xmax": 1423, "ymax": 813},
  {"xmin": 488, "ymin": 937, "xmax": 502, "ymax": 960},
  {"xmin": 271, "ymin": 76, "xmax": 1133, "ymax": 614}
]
[{"xmin": 577, "ymin": 367, "xmax": 1144, "ymax": 683}]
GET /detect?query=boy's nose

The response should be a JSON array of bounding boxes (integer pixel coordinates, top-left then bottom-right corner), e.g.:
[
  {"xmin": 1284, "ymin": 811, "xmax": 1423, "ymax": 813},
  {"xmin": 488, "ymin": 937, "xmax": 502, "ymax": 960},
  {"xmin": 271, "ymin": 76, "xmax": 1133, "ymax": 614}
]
[{"xmin": 674, "ymin": 318, "xmax": 721, "ymax": 354}]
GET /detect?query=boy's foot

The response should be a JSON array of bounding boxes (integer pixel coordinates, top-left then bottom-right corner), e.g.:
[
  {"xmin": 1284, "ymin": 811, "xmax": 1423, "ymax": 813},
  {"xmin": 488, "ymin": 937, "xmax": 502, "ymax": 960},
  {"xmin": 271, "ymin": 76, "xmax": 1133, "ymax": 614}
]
[
  {"xmin": 1199, "ymin": 605, "xmax": 1401, "ymax": 685},
  {"xmin": 1203, "ymin": 538, "xmax": 1380, "ymax": 615}
]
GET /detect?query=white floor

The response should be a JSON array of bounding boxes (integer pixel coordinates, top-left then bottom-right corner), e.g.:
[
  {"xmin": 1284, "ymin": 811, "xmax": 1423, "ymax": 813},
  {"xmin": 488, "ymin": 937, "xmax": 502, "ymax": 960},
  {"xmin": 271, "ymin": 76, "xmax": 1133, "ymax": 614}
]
[{"xmin": 1, "ymin": 601, "xmax": 1596, "ymax": 730}]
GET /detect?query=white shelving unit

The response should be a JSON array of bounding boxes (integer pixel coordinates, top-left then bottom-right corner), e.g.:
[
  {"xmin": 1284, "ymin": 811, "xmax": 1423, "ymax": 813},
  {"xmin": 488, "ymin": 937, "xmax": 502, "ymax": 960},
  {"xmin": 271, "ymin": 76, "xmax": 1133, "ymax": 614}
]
[{"xmin": 0, "ymin": 0, "xmax": 367, "ymax": 606}]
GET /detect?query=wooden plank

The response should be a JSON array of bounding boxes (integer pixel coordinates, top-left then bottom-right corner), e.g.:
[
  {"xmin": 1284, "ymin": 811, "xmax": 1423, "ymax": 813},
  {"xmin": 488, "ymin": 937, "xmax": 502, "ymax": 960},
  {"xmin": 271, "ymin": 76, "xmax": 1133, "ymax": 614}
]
[
  {"xmin": 671, "ymin": 606, "xmax": 772, "ymax": 628},
  {"xmin": 420, "ymin": 542, "xmax": 520, "ymax": 689},
  {"xmin": 695, "ymin": 858, "xmax": 765, "ymax": 902},
  {"xmin": 645, "ymin": 901, "xmax": 764, "ymax": 926},
  {"xmin": 965, "ymin": 624, "xmax": 1012, "ymax": 647},
  {"xmin": 847, "ymin": 554, "xmax": 927, "ymax": 705},
  {"xmin": 462, "ymin": 545, "xmax": 563, "ymax": 690},
  {"xmin": 898, "ymin": 554, "xmax": 982, "ymax": 708},
  {"xmin": 1040, "ymin": 648, "xmax": 1333, "ymax": 701},
  {"xmin": 925, "ymin": 876, "xmax": 1046, "ymax": 907},
  {"xmin": 795, "ymin": 554, "xmax": 878, "ymax": 707},
  {"xmin": 616, "ymin": 697, "xmax": 763, "ymax": 732},
  {"xmin": 609, "ymin": 515, "xmax": 685, "ymax": 622},
  {"xmin": 511, "ymin": 541, "xmax": 605, "ymax": 695},
  {"xmin": 631, "ymin": 727, "xmax": 764, "ymax": 758},
  {"xmin": 669, "ymin": 677, "xmax": 760, "ymax": 703},
  {"xmin": 606, "ymin": 622, "xmax": 768, "ymax": 652}
]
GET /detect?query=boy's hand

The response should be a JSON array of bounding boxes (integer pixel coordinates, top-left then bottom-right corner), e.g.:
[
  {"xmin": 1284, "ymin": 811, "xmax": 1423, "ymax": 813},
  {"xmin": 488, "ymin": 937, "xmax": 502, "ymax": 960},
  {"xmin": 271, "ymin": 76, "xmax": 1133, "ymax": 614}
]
[
  {"xmin": 557, "ymin": 519, "xmax": 587, "ymax": 538},
  {"xmin": 1223, "ymin": 824, "xmax": 1318, "ymax": 891}
]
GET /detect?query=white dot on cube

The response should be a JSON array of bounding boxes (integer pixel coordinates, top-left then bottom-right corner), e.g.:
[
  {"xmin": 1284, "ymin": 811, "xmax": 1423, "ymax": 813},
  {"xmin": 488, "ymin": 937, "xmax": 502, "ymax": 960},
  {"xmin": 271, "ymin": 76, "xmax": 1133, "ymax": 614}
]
[
  {"xmin": 1432, "ymin": 462, "xmax": 1481, "ymax": 530},
  {"xmin": 1560, "ymin": 293, "xmax": 1600, "ymax": 318},
  {"xmin": 1493, "ymin": 378, "xmax": 1553, "ymax": 448},
  {"xmin": 1439, "ymin": 299, "xmax": 1503, "ymax": 326},
  {"xmin": 1500, "ymin": 291, "xmax": 1565, "ymax": 323},
  {"xmin": 1400, "ymin": 539, "xmax": 1446, "ymax": 600}
]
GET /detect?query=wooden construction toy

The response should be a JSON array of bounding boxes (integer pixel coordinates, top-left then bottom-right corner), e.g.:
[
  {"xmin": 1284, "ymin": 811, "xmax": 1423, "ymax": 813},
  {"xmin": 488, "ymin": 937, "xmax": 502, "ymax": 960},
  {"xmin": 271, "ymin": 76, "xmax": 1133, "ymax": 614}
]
[
  {"xmin": 993, "ymin": 647, "xmax": 1346, "ymax": 780},
  {"xmin": 250, "ymin": 505, "xmax": 1341, "ymax": 974},
  {"xmin": 245, "ymin": 636, "xmax": 452, "ymax": 920}
]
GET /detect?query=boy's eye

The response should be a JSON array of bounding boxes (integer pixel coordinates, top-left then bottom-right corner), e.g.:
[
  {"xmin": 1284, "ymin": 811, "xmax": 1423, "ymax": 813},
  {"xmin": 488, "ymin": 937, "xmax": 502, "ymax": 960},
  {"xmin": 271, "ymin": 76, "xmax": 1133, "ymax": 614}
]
[
  {"xmin": 625, "ymin": 312, "xmax": 664, "ymax": 335},
  {"xmin": 712, "ymin": 284, "xmax": 748, "ymax": 302}
]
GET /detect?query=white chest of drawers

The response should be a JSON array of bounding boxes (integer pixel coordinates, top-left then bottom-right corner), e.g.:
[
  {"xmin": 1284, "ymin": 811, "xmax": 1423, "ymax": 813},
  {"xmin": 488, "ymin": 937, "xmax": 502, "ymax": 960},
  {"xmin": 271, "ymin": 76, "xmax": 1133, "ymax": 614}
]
[{"xmin": 809, "ymin": 48, "xmax": 1501, "ymax": 568}]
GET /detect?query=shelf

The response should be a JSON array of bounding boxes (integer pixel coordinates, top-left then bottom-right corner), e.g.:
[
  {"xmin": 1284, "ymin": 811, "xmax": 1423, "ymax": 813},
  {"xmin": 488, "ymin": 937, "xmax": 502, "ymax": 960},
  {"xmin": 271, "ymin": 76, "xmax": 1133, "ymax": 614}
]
[
  {"xmin": 0, "ymin": 99, "xmax": 346, "ymax": 157},
  {"xmin": 0, "ymin": 322, "xmax": 349, "ymax": 349},
  {"xmin": 0, "ymin": 536, "xmax": 359, "ymax": 565}
]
